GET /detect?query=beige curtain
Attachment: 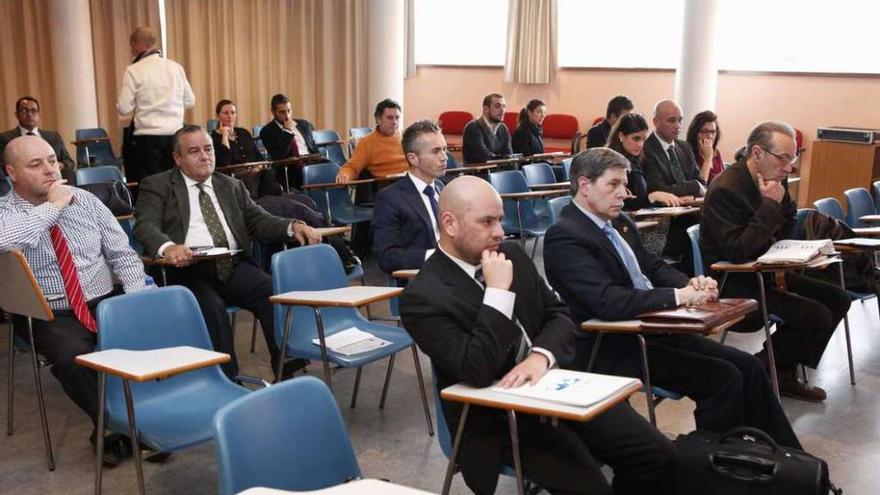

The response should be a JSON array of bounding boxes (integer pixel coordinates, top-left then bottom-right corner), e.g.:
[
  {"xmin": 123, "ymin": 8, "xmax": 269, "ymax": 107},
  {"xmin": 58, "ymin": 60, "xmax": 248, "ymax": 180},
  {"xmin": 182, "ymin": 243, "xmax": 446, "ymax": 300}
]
[
  {"xmin": 504, "ymin": 0, "xmax": 557, "ymax": 84},
  {"xmin": 0, "ymin": 0, "xmax": 59, "ymax": 134},
  {"xmin": 89, "ymin": 0, "xmax": 161, "ymax": 154},
  {"xmin": 164, "ymin": 0, "xmax": 370, "ymax": 138}
]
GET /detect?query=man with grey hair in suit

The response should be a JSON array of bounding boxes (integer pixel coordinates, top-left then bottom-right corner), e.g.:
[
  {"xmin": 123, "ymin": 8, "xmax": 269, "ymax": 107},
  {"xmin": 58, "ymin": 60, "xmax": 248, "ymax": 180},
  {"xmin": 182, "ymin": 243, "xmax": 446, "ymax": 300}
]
[{"xmin": 134, "ymin": 125, "xmax": 320, "ymax": 379}]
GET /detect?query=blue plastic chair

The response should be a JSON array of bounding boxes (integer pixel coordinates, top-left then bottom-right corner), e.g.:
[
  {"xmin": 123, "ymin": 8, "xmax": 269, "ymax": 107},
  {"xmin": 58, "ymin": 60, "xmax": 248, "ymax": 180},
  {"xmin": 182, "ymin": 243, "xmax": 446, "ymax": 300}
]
[
  {"xmin": 95, "ymin": 287, "xmax": 249, "ymax": 491},
  {"xmin": 311, "ymin": 129, "xmax": 347, "ymax": 166},
  {"xmin": 561, "ymin": 158, "xmax": 573, "ymax": 180},
  {"xmin": 214, "ymin": 376, "xmax": 361, "ymax": 495},
  {"xmin": 252, "ymin": 124, "xmax": 264, "ymax": 138},
  {"xmin": 685, "ymin": 224, "xmax": 705, "ymax": 276},
  {"xmin": 844, "ymin": 188, "xmax": 874, "ymax": 227},
  {"xmin": 74, "ymin": 128, "xmax": 119, "ymax": 167},
  {"xmin": 813, "ymin": 197, "xmax": 844, "ymax": 221},
  {"xmin": 270, "ymin": 245, "xmax": 433, "ymax": 433},
  {"xmin": 547, "ymin": 196, "xmax": 571, "ymax": 224},
  {"xmin": 873, "ymin": 181, "xmax": 880, "ymax": 213},
  {"xmin": 206, "ymin": 119, "xmax": 219, "ymax": 133},
  {"xmin": 521, "ymin": 162, "xmax": 555, "ymax": 219},
  {"xmin": 302, "ymin": 162, "xmax": 373, "ymax": 226},
  {"xmin": 348, "ymin": 126, "xmax": 372, "ymax": 155},
  {"xmin": 793, "ymin": 208, "xmax": 814, "ymax": 240},
  {"xmin": 488, "ymin": 170, "xmax": 553, "ymax": 258},
  {"xmin": 75, "ymin": 165, "xmax": 124, "ymax": 185}
]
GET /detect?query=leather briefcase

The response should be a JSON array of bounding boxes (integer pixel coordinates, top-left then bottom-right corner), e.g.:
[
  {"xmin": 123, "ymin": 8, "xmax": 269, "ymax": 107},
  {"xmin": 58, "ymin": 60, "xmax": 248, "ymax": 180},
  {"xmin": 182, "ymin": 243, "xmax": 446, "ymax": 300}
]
[
  {"xmin": 675, "ymin": 427, "xmax": 842, "ymax": 495},
  {"xmin": 638, "ymin": 298, "xmax": 758, "ymax": 330},
  {"xmin": 79, "ymin": 180, "xmax": 133, "ymax": 217}
]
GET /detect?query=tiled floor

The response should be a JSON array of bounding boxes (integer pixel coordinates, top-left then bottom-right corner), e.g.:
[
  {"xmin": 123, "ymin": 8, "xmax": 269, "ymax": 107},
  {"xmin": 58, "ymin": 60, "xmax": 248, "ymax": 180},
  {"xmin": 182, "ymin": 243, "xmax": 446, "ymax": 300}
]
[{"xmin": 2, "ymin": 251, "xmax": 878, "ymax": 494}]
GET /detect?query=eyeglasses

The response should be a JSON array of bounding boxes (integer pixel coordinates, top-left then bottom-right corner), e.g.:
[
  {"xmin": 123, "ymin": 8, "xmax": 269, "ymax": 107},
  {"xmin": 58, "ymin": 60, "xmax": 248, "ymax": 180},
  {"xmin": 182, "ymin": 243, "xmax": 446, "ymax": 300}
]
[
  {"xmin": 17, "ymin": 108, "xmax": 39, "ymax": 114},
  {"xmin": 760, "ymin": 147, "xmax": 798, "ymax": 165}
]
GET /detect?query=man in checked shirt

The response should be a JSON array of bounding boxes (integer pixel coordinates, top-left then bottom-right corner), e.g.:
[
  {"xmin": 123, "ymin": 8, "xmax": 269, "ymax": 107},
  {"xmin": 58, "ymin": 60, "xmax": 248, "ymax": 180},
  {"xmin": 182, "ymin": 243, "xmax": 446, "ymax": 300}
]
[{"xmin": 0, "ymin": 136, "xmax": 148, "ymax": 466}]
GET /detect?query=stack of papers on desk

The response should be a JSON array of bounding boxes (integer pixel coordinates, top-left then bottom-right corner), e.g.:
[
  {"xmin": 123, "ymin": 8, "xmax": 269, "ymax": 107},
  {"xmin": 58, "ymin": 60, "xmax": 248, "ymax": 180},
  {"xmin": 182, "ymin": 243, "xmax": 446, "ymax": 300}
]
[
  {"xmin": 191, "ymin": 247, "xmax": 242, "ymax": 257},
  {"xmin": 491, "ymin": 369, "xmax": 640, "ymax": 408},
  {"xmin": 313, "ymin": 327, "xmax": 391, "ymax": 356},
  {"xmin": 756, "ymin": 239, "xmax": 834, "ymax": 265}
]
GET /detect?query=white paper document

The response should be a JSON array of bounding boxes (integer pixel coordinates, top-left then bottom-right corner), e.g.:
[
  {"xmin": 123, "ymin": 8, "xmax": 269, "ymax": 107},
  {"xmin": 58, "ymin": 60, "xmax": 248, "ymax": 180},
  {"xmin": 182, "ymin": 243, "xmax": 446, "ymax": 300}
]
[
  {"xmin": 312, "ymin": 327, "xmax": 391, "ymax": 356},
  {"xmin": 756, "ymin": 239, "xmax": 835, "ymax": 264},
  {"xmin": 191, "ymin": 246, "xmax": 242, "ymax": 257},
  {"xmin": 491, "ymin": 369, "xmax": 640, "ymax": 408}
]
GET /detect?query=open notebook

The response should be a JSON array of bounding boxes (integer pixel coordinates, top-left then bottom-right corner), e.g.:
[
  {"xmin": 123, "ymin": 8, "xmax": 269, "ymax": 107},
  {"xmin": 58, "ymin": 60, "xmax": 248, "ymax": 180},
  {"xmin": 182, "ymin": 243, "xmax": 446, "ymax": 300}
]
[
  {"xmin": 491, "ymin": 369, "xmax": 640, "ymax": 408},
  {"xmin": 756, "ymin": 239, "xmax": 834, "ymax": 265}
]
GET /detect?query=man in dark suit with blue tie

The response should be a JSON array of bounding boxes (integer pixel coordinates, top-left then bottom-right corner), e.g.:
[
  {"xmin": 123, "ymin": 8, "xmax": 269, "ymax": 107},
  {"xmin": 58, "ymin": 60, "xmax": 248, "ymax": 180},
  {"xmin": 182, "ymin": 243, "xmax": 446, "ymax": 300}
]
[
  {"xmin": 371, "ymin": 120, "xmax": 447, "ymax": 274},
  {"xmin": 544, "ymin": 148, "xmax": 800, "ymax": 449}
]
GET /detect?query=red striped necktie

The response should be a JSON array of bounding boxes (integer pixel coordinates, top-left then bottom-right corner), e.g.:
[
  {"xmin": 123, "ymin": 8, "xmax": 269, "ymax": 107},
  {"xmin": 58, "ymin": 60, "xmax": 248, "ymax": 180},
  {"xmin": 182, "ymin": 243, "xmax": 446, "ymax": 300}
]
[{"xmin": 49, "ymin": 225, "xmax": 97, "ymax": 333}]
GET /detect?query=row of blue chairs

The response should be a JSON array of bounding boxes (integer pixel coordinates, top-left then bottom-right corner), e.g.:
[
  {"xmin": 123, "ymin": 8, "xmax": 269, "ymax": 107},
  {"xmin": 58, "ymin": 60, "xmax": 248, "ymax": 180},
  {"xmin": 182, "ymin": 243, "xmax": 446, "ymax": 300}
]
[{"xmin": 85, "ymin": 242, "xmax": 432, "ymax": 493}]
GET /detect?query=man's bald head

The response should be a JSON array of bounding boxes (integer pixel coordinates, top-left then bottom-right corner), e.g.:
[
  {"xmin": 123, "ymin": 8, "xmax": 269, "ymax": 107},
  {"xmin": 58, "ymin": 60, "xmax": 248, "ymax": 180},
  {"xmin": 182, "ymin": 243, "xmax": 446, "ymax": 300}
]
[
  {"xmin": 652, "ymin": 99, "xmax": 683, "ymax": 142},
  {"xmin": 130, "ymin": 26, "xmax": 157, "ymax": 56},
  {"xmin": 4, "ymin": 136, "xmax": 62, "ymax": 205},
  {"xmin": 437, "ymin": 176, "xmax": 505, "ymax": 265},
  {"xmin": 438, "ymin": 175, "xmax": 498, "ymax": 217}
]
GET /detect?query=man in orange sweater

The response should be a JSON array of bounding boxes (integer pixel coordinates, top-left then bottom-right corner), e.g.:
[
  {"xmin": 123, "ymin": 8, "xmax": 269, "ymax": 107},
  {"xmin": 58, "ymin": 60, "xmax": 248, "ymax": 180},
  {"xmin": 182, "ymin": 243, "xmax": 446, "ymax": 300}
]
[{"xmin": 335, "ymin": 99, "xmax": 408, "ymax": 183}]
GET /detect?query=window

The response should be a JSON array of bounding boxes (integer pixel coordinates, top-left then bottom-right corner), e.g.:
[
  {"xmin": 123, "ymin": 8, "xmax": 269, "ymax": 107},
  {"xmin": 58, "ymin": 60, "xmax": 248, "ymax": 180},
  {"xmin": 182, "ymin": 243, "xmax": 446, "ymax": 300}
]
[
  {"xmin": 414, "ymin": 0, "xmax": 508, "ymax": 66},
  {"xmin": 557, "ymin": 0, "xmax": 685, "ymax": 69}
]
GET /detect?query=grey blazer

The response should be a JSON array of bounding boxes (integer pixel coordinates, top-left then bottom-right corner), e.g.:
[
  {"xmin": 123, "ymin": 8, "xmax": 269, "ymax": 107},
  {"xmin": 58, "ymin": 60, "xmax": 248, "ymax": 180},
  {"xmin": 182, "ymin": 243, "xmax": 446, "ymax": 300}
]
[{"xmin": 133, "ymin": 168, "xmax": 291, "ymax": 257}]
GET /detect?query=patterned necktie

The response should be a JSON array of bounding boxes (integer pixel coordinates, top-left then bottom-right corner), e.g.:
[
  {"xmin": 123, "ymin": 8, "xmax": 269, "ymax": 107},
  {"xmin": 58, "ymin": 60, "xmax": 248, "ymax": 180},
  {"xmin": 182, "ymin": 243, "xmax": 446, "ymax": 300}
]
[
  {"xmin": 602, "ymin": 223, "xmax": 652, "ymax": 290},
  {"xmin": 196, "ymin": 183, "xmax": 234, "ymax": 281},
  {"xmin": 667, "ymin": 145, "xmax": 687, "ymax": 185},
  {"xmin": 26, "ymin": 131, "xmax": 35, "ymax": 136},
  {"xmin": 287, "ymin": 129, "xmax": 301, "ymax": 157},
  {"xmin": 49, "ymin": 225, "xmax": 97, "ymax": 332},
  {"xmin": 423, "ymin": 185, "xmax": 439, "ymax": 221}
]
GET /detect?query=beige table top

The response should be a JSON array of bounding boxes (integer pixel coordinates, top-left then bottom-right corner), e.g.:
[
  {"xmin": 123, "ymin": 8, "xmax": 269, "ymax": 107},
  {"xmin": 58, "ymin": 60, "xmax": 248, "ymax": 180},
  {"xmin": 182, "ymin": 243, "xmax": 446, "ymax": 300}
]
[{"xmin": 270, "ymin": 286, "xmax": 403, "ymax": 307}]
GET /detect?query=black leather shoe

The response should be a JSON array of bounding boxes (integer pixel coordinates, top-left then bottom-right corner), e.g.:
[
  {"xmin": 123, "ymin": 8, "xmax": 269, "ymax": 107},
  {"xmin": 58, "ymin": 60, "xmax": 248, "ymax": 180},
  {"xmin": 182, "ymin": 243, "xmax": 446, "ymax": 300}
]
[
  {"xmin": 90, "ymin": 432, "xmax": 132, "ymax": 468},
  {"xmin": 778, "ymin": 367, "xmax": 827, "ymax": 402}
]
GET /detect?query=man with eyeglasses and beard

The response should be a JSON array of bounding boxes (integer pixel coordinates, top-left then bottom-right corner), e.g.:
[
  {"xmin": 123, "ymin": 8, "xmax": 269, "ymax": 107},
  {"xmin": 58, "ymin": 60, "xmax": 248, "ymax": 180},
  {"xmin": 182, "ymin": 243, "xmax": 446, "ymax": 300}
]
[{"xmin": 700, "ymin": 121, "xmax": 850, "ymax": 402}]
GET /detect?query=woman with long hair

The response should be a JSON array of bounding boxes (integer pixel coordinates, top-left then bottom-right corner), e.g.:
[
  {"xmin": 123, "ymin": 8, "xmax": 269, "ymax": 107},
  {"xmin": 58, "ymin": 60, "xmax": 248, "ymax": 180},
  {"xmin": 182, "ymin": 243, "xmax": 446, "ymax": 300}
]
[
  {"xmin": 511, "ymin": 99, "xmax": 546, "ymax": 156},
  {"xmin": 606, "ymin": 113, "xmax": 685, "ymax": 210},
  {"xmin": 686, "ymin": 110, "xmax": 724, "ymax": 183}
]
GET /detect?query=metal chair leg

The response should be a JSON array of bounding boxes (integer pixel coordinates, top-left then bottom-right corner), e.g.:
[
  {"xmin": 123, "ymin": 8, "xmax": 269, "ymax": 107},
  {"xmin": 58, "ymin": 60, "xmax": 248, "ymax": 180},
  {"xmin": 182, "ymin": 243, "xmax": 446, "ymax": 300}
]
[
  {"xmin": 94, "ymin": 373, "xmax": 106, "ymax": 495},
  {"xmin": 27, "ymin": 317, "xmax": 54, "ymax": 471},
  {"xmin": 122, "ymin": 380, "xmax": 145, "ymax": 495},
  {"xmin": 507, "ymin": 410, "xmax": 525, "ymax": 495},
  {"xmin": 637, "ymin": 335, "xmax": 656, "ymax": 427},
  {"xmin": 411, "ymin": 346, "xmax": 434, "ymax": 436},
  {"xmin": 7, "ymin": 321, "xmax": 14, "ymax": 436},
  {"xmin": 529, "ymin": 236, "xmax": 539, "ymax": 259},
  {"xmin": 249, "ymin": 319, "xmax": 258, "ymax": 354},
  {"xmin": 379, "ymin": 354, "xmax": 396, "ymax": 409},
  {"xmin": 837, "ymin": 263, "xmax": 856, "ymax": 385},
  {"xmin": 314, "ymin": 308, "xmax": 333, "ymax": 391},
  {"xmin": 350, "ymin": 367, "xmax": 363, "ymax": 408},
  {"xmin": 757, "ymin": 274, "xmax": 781, "ymax": 401},
  {"xmin": 442, "ymin": 403, "xmax": 470, "ymax": 495}
]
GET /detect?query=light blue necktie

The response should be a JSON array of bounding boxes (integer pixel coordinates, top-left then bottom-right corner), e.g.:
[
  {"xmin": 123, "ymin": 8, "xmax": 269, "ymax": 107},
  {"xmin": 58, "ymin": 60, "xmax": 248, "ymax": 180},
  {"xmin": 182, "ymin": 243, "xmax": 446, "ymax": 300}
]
[{"xmin": 602, "ymin": 223, "xmax": 652, "ymax": 290}]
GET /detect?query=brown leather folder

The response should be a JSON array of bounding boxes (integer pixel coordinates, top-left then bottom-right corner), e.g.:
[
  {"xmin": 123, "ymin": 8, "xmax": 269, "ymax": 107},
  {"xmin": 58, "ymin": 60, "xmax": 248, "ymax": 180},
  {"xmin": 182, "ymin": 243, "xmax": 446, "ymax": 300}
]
[{"xmin": 638, "ymin": 298, "xmax": 758, "ymax": 331}]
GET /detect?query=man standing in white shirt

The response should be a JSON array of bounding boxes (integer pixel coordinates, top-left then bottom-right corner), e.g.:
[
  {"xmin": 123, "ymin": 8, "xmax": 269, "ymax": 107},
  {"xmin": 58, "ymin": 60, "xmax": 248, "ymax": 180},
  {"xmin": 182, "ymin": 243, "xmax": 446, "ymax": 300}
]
[{"xmin": 117, "ymin": 26, "xmax": 195, "ymax": 184}]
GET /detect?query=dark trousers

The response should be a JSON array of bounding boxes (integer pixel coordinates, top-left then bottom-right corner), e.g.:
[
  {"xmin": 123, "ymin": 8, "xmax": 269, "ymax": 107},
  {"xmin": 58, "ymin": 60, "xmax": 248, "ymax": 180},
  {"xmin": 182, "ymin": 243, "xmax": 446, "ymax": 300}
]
[
  {"xmin": 576, "ymin": 333, "xmax": 801, "ymax": 449},
  {"xmin": 13, "ymin": 290, "xmax": 120, "ymax": 426},
  {"xmin": 466, "ymin": 402, "xmax": 678, "ymax": 495},
  {"xmin": 166, "ymin": 257, "xmax": 277, "ymax": 378},
  {"xmin": 723, "ymin": 271, "xmax": 850, "ymax": 369},
  {"xmin": 127, "ymin": 134, "xmax": 173, "ymax": 184}
]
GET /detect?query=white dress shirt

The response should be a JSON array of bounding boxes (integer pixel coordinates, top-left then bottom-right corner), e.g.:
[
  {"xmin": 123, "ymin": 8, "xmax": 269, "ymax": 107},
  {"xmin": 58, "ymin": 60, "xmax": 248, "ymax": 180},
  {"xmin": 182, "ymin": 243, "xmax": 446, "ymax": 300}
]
[
  {"xmin": 116, "ymin": 52, "xmax": 195, "ymax": 136},
  {"xmin": 18, "ymin": 126, "xmax": 40, "ymax": 137},
  {"xmin": 438, "ymin": 245, "xmax": 556, "ymax": 367},
  {"xmin": 407, "ymin": 173, "xmax": 440, "ymax": 260}
]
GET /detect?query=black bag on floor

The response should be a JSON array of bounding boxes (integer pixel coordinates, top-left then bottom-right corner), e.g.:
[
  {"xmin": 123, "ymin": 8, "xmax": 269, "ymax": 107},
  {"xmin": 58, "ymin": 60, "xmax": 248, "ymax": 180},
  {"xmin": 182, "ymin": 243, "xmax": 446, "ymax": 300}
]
[
  {"xmin": 675, "ymin": 427, "xmax": 841, "ymax": 495},
  {"xmin": 79, "ymin": 180, "xmax": 133, "ymax": 217}
]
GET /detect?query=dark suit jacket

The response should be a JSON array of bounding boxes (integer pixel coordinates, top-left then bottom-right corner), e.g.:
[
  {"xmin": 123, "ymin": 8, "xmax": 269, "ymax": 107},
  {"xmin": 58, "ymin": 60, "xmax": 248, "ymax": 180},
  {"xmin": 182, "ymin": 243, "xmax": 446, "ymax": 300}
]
[
  {"xmin": 642, "ymin": 132, "xmax": 704, "ymax": 197},
  {"xmin": 133, "ymin": 168, "xmax": 291, "ymax": 258},
  {"xmin": 544, "ymin": 204, "xmax": 687, "ymax": 370},
  {"xmin": 258, "ymin": 119, "xmax": 318, "ymax": 161},
  {"xmin": 400, "ymin": 242, "xmax": 576, "ymax": 492},
  {"xmin": 586, "ymin": 119, "xmax": 611, "ymax": 148},
  {"xmin": 462, "ymin": 118, "xmax": 512, "ymax": 164},
  {"xmin": 700, "ymin": 159, "xmax": 796, "ymax": 268},
  {"xmin": 370, "ymin": 175, "xmax": 443, "ymax": 273},
  {"xmin": 0, "ymin": 128, "xmax": 75, "ymax": 173},
  {"xmin": 511, "ymin": 121, "xmax": 544, "ymax": 156}
]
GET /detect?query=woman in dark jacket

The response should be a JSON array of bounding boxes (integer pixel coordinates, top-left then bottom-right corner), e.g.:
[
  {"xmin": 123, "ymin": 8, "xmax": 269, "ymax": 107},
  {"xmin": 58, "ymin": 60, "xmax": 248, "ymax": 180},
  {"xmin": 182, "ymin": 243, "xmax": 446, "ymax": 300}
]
[{"xmin": 511, "ymin": 99, "xmax": 546, "ymax": 156}]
